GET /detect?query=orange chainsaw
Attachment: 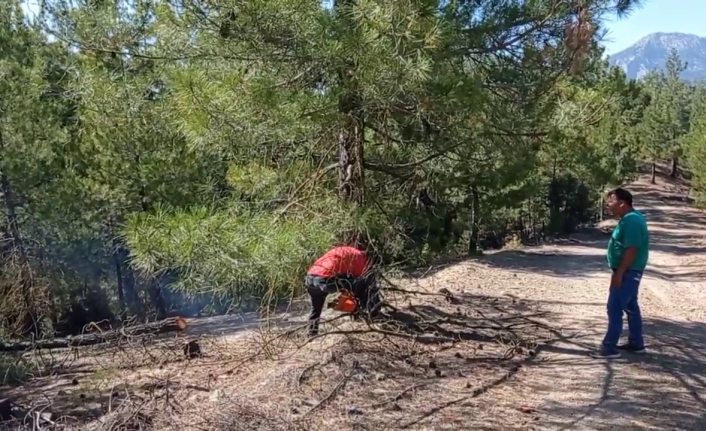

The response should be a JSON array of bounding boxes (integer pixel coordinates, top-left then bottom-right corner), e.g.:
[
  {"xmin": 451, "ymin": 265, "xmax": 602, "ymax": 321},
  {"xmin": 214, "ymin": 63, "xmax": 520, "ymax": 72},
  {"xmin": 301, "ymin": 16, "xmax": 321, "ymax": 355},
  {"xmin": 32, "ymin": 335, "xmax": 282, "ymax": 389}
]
[{"xmin": 330, "ymin": 291, "xmax": 358, "ymax": 313}]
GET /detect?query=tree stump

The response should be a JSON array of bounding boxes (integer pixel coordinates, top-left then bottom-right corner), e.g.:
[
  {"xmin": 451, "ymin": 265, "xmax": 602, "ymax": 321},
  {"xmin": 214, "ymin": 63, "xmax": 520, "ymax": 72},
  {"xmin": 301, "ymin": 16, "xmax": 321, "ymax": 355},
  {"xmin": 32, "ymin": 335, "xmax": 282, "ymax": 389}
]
[
  {"xmin": 0, "ymin": 398, "xmax": 15, "ymax": 422},
  {"xmin": 184, "ymin": 340, "xmax": 202, "ymax": 359}
]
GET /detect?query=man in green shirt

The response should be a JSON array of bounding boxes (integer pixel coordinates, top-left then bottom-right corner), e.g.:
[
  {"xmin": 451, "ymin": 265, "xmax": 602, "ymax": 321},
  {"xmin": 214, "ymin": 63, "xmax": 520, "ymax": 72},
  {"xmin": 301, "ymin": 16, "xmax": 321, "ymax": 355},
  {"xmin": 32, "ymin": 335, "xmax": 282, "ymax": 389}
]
[{"xmin": 593, "ymin": 188, "xmax": 649, "ymax": 359}]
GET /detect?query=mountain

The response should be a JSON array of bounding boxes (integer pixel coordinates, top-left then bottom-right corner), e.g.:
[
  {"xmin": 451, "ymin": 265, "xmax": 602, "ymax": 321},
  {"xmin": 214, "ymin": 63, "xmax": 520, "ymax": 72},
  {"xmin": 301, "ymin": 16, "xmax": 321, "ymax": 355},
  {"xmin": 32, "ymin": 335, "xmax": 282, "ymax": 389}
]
[{"xmin": 608, "ymin": 32, "xmax": 706, "ymax": 81}]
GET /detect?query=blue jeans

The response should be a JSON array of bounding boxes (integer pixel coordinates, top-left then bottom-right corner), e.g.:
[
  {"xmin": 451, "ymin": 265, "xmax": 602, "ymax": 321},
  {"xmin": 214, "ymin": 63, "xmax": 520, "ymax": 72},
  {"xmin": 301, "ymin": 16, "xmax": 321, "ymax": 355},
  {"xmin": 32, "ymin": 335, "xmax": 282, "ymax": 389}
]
[{"xmin": 602, "ymin": 270, "xmax": 644, "ymax": 353}]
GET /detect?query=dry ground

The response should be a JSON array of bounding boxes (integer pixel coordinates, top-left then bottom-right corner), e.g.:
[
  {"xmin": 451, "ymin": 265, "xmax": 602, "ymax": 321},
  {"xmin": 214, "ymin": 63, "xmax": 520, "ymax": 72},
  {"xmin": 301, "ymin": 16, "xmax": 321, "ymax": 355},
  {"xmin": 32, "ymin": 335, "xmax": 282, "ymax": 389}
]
[{"xmin": 2, "ymin": 174, "xmax": 706, "ymax": 430}]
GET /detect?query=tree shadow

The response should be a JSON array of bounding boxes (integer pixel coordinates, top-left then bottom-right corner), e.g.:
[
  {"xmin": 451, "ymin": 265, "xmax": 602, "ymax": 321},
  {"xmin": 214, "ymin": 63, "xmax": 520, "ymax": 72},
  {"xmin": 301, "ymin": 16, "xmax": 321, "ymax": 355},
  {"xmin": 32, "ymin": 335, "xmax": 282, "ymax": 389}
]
[
  {"xmin": 473, "ymin": 245, "xmax": 706, "ymax": 283},
  {"xmin": 557, "ymin": 227, "xmax": 706, "ymax": 255},
  {"xmin": 184, "ymin": 300, "xmax": 311, "ymax": 337},
  {"xmin": 0, "ymin": 380, "xmax": 118, "ymax": 428},
  {"xmin": 330, "ymin": 291, "xmax": 560, "ymax": 430},
  {"xmin": 534, "ymin": 317, "xmax": 706, "ymax": 430},
  {"xmin": 401, "ymin": 229, "xmax": 704, "ymax": 286},
  {"xmin": 480, "ymin": 249, "xmax": 607, "ymax": 277}
]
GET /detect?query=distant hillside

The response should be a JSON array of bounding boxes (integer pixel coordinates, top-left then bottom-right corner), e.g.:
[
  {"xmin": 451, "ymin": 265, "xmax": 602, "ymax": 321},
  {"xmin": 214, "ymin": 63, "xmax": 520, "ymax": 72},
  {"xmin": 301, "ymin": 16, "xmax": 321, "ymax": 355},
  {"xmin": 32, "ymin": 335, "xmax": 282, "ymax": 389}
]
[{"xmin": 608, "ymin": 32, "xmax": 706, "ymax": 81}]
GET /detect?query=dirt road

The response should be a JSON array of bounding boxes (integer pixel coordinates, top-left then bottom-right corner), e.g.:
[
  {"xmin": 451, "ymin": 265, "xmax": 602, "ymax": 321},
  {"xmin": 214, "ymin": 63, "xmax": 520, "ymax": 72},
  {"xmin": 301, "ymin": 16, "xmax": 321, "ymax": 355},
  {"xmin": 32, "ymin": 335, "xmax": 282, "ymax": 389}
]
[
  {"xmin": 184, "ymin": 175, "xmax": 706, "ymax": 430},
  {"xmin": 181, "ymin": 175, "xmax": 706, "ymax": 430},
  {"xmin": 5, "ymin": 176, "xmax": 705, "ymax": 430},
  {"xmin": 420, "ymin": 176, "xmax": 706, "ymax": 430}
]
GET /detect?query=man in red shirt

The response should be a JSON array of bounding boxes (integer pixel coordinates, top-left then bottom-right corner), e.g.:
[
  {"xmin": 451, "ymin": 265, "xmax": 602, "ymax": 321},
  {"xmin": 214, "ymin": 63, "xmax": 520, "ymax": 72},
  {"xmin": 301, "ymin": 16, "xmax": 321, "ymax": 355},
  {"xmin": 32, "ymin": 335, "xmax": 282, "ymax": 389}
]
[{"xmin": 305, "ymin": 245, "xmax": 380, "ymax": 337}]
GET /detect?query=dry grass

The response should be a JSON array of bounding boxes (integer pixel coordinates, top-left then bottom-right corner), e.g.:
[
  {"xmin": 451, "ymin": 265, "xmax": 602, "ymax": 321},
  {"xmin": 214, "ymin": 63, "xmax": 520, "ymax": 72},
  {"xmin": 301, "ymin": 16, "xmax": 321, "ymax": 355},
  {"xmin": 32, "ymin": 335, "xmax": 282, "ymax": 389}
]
[
  {"xmin": 4, "ymin": 173, "xmax": 704, "ymax": 430},
  {"xmin": 0, "ymin": 274, "xmax": 552, "ymax": 430}
]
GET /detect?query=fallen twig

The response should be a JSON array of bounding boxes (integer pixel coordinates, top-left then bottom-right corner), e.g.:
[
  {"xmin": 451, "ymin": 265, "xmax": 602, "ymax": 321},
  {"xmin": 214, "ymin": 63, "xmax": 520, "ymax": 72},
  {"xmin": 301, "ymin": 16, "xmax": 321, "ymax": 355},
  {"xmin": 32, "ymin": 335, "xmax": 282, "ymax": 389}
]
[
  {"xmin": 300, "ymin": 377, "xmax": 349, "ymax": 418},
  {"xmin": 363, "ymin": 383, "xmax": 431, "ymax": 409},
  {"xmin": 297, "ymin": 362, "xmax": 320, "ymax": 388},
  {"xmin": 383, "ymin": 286, "xmax": 450, "ymax": 297},
  {"xmin": 399, "ymin": 363, "xmax": 523, "ymax": 429},
  {"xmin": 140, "ymin": 377, "xmax": 210, "ymax": 393},
  {"xmin": 297, "ymin": 353, "xmax": 337, "ymax": 389},
  {"xmin": 299, "ymin": 364, "xmax": 358, "ymax": 419},
  {"xmin": 215, "ymin": 314, "xmax": 350, "ymax": 376}
]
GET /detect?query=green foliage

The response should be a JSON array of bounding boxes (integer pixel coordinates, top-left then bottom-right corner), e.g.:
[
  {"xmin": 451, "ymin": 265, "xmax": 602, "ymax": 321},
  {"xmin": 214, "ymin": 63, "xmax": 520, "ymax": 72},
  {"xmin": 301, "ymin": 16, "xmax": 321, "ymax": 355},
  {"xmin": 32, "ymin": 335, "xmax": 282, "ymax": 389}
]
[
  {"xmin": 639, "ymin": 50, "xmax": 691, "ymax": 170},
  {"xmin": 125, "ymin": 197, "xmax": 360, "ymax": 298},
  {"xmin": 684, "ymin": 100, "xmax": 706, "ymax": 201},
  {"xmin": 3, "ymin": 0, "xmax": 694, "ymax": 337}
]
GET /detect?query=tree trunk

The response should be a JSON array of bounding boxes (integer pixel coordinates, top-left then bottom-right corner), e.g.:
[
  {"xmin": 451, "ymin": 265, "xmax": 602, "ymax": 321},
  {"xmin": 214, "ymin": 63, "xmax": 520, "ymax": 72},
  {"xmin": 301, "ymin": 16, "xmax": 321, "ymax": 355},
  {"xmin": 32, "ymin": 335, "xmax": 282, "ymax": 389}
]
[
  {"xmin": 0, "ymin": 175, "xmax": 27, "ymax": 265},
  {"xmin": 337, "ymin": 95, "xmax": 365, "ymax": 205},
  {"xmin": 0, "ymin": 316, "xmax": 188, "ymax": 352},
  {"xmin": 112, "ymin": 242, "xmax": 141, "ymax": 318},
  {"xmin": 670, "ymin": 157, "xmax": 678, "ymax": 178},
  {"xmin": 335, "ymin": 0, "xmax": 364, "ymax": 205},
  {"xmin": 0, "ymin": 220, "xmax": 12, "ymax": 259},
  {"xmin": 113, "ymin": 243, "xmax": 126, "ymax": 314},
  {"xmin": 149, "ymin": 278, "xmax": 167, "ymax": 320},
  {"xmin": 0, "ymin": 172, "xmax": 38, "ymax": 336},
  {"xmin": 651, "ymin": 162, "xmax": 657, "ymax": 184},
  {"xmin": 137, "ymin": 174, "xmax": 163, "ymax": 317},
  {"xmin": 120, "ymin": 247, "xmax": 140, "ymax": 315},
  {"xmin": 468, "ymin": 185, "xmax": 479, "ymax": 254},
  {"xmin": 599, "ymin": 194, "xmax": 604, "ymax": 221}
]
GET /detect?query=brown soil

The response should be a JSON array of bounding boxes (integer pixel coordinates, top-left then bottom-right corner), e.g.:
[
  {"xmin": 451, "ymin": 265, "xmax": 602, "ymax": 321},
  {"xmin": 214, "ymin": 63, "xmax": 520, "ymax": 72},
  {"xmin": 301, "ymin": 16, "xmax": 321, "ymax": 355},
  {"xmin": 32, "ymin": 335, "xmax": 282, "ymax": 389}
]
[{"xmin": 2, "ymin": 174, "xmax": 705, "ymax": 430}]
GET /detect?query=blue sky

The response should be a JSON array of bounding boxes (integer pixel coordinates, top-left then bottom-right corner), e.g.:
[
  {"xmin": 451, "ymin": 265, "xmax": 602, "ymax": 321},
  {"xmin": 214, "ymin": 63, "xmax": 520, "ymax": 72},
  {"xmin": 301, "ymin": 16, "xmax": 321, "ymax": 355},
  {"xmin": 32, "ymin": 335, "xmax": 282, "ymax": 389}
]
[{"xmin": 601, "ymin": 0, "xmax": 705, "ymax": 55}]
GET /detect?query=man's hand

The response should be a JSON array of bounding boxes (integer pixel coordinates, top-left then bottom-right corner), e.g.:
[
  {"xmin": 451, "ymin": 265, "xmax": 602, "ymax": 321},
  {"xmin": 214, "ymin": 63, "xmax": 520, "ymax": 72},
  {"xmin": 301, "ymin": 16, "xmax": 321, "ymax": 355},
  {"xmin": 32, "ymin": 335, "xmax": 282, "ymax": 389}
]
[
  {"xmin": 613, "ymin": 247, "xmax": 636, "ymax": 289},
  {"xmin": 610, "ymin": 271, "xmax": 623, "ymax": 288}
]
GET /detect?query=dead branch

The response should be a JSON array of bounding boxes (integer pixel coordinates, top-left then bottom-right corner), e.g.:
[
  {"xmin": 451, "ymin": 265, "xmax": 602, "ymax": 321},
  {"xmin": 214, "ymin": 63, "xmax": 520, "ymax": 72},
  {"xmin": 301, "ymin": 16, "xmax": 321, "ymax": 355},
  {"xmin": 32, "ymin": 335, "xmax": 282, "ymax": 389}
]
[
  {"xmin": 0, "ymin": 317, "xmax": 187, "ymax": 352},
  {"xmin": 383, "ymin": 286, "xmax": 451, "ymax": 297},
  {"xmin": 139, "ymin": 378, "xmax": 210, "ymax": 393},
  {"xmin": 399, "ymin": 363, "xmax": 524, "ymax": 429},
  {"xmin": 363, "ymin": 382, "xmax": 431, "ymax": 409},
  {"xmin": 216, "ymin": 314, "xmax": 351, "ymax": 376},
  {"xmin": 307, "ymin": 327, "xmax": 457, "ymax": 345},
  {"xmin": 299, "ymin": 364, "xmax": 358, "ymax": 419},
  {"xmin": 296, "ymin": 362, "xmax": 320, "ymax": 387}
]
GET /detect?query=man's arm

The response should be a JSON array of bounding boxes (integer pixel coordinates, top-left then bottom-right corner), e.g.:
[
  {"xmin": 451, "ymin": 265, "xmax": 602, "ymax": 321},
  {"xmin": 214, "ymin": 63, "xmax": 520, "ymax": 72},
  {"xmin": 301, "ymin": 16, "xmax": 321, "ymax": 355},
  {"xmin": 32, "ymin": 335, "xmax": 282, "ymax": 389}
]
[
  {"xmin": 615, "ymin": 247, "xmax": 637, "ymax": 276},
  {"xmin": 611, "ymin": 247, "xmax": 637, "ymax": 288},
  {"xmin": 612, "ymin": 216, "xmax": 642, "ymax": 286}
]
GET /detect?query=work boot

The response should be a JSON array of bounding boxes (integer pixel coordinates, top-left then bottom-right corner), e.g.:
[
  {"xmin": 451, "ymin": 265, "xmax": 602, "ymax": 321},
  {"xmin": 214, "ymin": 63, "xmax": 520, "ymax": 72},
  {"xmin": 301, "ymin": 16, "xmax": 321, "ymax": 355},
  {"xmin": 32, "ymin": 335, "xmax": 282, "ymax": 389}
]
[{"xmin": 617, "ymin": 343, "xmax": 646, "ymax": 354}]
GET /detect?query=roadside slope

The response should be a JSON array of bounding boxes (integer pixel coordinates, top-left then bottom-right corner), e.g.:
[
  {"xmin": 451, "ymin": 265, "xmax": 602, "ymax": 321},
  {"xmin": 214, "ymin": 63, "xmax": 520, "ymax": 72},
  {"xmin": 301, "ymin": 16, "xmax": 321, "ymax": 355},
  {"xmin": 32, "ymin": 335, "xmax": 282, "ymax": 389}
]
[
  {"xmin": 435, "ymin": 175, "xmax": 706, "ymax": 430},
  {"xmin": 3, "ymin": 175, "xmax": 705, "ymax": 430},
  {"xmin": 179, "ymin": 174, "xmax": 706, "ymax": 430}
]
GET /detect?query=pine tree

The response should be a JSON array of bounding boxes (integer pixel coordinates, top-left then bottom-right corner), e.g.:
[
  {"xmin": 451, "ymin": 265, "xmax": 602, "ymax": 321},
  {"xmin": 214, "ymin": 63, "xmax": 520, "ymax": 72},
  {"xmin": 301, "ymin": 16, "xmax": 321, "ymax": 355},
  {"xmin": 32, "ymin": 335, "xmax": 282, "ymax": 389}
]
[
  {"xmin": 0, "ymin": 0, "xmax": 651, "ymax": 325},
  {"xmin": 0, "ymin": 1, "xmax": 70, "ymax": 335}
]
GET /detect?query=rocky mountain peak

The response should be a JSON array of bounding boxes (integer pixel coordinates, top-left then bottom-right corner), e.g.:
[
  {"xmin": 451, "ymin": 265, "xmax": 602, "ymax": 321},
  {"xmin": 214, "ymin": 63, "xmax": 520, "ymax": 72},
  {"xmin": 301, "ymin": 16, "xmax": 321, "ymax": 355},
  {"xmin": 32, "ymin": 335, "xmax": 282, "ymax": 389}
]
[{"xmin": 608, "ymin": 32, "xmax": 706, "ymax": 81}]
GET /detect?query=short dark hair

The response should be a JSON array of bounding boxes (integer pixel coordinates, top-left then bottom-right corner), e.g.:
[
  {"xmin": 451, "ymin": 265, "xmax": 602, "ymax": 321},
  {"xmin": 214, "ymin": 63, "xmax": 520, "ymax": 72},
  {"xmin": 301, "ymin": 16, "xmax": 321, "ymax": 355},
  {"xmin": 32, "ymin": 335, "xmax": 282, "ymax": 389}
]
[{"xmin": 608, "ymin": 188, "xmax": 633, "ymax": 206}]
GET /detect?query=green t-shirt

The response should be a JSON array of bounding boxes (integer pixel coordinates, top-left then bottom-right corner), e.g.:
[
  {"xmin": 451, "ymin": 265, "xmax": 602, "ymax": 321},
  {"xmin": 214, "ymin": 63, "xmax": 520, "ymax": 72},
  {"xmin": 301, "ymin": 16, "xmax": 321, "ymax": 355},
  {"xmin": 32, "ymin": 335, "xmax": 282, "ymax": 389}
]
[{"xmin": 607, "ymin": 210, "xmax": 650, "ymax": 271}]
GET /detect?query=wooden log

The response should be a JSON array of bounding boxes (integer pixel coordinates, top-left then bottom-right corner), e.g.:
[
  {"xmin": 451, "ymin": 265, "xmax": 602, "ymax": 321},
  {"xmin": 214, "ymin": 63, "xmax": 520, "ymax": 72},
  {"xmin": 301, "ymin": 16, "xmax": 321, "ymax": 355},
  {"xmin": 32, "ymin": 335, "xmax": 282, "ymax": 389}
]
[{"xmin": 0, "ymin": 317, "xmax": 187, "ymax": 352}]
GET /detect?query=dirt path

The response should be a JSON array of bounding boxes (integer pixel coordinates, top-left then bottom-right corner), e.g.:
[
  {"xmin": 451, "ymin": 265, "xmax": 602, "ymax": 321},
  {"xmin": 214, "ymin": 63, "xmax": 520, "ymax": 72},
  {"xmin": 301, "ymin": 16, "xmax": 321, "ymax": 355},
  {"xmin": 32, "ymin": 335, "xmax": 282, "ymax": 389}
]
[
  {"xmin": 418, "ymin": 176, "xmax": 706, "ymax": 430},
  {"xmin": 4, "ymin": 176, "xmax": 705, "ymax": 430},
  {"xmin": 182, "ymin": 175, "xmax": 706, "ymax": 430}
]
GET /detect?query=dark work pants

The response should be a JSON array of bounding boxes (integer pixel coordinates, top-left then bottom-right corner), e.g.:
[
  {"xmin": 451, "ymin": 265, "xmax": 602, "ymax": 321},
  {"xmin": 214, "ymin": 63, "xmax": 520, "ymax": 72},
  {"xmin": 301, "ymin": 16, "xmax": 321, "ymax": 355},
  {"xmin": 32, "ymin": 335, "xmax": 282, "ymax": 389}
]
[
  {"xmin": 307, "ymin": 288, "xmax": 328, "ymax": 336},
  {"xmin": 305, "ymin": 274, "xmax": 376, "ymax": 336}
]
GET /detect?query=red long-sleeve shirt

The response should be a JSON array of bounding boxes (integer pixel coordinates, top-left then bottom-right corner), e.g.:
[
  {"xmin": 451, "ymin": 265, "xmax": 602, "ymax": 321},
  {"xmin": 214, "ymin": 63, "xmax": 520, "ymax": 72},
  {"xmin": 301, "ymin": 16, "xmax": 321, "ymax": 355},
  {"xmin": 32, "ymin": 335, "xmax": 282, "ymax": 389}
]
[{"xmin": 307, "ymin": 246, "xmax": 369, "ymax": 278}]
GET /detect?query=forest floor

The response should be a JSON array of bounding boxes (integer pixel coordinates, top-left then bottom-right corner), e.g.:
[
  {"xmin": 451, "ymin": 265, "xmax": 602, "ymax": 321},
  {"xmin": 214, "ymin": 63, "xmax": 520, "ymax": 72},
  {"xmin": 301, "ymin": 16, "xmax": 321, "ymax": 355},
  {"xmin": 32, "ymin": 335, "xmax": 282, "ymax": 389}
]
[{"xmin": 3, "ymin": 173, "xmax": 706, "ymax": 430}]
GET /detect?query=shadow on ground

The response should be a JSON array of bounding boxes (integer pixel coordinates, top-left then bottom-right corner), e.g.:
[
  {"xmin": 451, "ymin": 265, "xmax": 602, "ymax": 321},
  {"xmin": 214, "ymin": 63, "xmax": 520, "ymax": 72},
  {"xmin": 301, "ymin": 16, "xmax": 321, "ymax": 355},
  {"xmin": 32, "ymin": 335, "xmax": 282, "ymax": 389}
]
[
  {"xmin": 5, "ymin": 289, "xmax": 705, "ymax": 430},
  {"xmin": 532, "ymin": 317, "xmax": 706, "ymax": 430},
  {"xmin": 476, "ymin": 249, "xmax": 706, "ymax": 283},
  {"xmin": 185, "ymin": 300, "xmax": 311, "ymax": 337}
]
